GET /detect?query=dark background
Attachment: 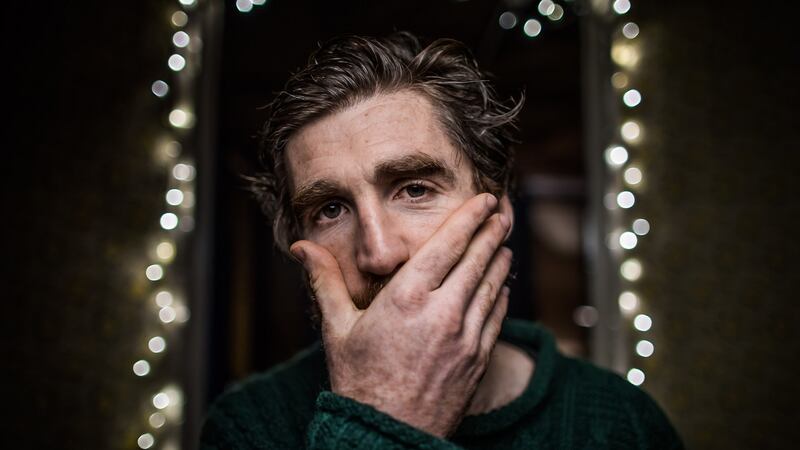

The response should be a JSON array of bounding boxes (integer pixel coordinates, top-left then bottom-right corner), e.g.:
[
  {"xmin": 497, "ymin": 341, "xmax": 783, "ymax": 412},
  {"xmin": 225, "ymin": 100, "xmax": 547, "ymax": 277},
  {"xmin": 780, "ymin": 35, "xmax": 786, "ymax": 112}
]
[{"xmin": 5, "ymin": 1, "xmax": 800, "ymax": 449}]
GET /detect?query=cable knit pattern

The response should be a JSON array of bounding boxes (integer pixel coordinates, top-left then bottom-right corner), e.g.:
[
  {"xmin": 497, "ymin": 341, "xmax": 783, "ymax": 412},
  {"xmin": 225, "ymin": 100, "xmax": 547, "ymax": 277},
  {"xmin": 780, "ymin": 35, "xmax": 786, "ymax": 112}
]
[{"xmin": 201, "ymin": 320, "xmax": 683, "ymax": 449}]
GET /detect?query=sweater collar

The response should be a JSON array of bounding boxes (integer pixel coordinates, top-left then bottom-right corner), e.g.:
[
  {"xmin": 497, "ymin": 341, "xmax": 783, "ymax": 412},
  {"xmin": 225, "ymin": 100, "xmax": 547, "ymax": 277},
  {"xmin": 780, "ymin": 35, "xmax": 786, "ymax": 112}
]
[{"xmin": 453, "ymin": 319, "xmax": 558, "ymax": 437}]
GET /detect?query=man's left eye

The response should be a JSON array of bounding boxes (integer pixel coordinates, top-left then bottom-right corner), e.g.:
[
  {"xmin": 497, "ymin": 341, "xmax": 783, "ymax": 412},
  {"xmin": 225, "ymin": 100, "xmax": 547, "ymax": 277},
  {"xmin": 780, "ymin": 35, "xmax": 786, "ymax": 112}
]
[{"xmin": 404, "ymin": 184, "xmax": 427, "ymax": 198}]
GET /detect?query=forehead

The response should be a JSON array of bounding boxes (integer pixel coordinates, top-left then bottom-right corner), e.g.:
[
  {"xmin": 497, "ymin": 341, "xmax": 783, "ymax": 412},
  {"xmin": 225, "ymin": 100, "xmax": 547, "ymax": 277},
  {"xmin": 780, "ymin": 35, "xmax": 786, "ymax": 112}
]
[{"xmin": 285, "ymin": 90, "xmax": 467, "ymax": 190}]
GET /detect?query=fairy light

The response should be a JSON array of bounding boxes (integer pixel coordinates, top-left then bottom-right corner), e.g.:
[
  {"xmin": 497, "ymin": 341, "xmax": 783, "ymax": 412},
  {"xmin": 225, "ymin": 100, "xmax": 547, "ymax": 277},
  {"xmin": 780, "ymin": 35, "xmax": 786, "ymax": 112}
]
[
  {"xmin": 498, "ymin": 11, "xmax": 517, "ymax": 29},
  {"xmin": 604, "ymin": 1, "xmax": 656, "ymax": 386},
  {"xmin": 523, "ymin": 19, "xmax": 543, "ymax": 37},
  {"xmin": 135, "ymin": 5, "xmax": 202, "ymax": 447}
]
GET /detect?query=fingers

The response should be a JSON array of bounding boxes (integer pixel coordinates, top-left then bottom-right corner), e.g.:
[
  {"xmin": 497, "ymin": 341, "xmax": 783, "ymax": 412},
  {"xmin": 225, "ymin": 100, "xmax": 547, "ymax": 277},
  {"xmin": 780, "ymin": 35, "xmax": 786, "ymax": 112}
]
[
  {"xmin": 437, "ymin": 213, "xmax": 511, "ymax": 308},
  {"xmin": 479, "ymin": 286, "xmax": 510, "ymax": 357},
  {"xmin": 290, "ymin": 240, "xmax": 358, "ymax": 337},
  {"xmin": 401, "ymin": 193, "xmax": 498, "ymax": 291},
  {"xmin": 461, "ymin": 246, "xmax": 512, "ymax": 334}
]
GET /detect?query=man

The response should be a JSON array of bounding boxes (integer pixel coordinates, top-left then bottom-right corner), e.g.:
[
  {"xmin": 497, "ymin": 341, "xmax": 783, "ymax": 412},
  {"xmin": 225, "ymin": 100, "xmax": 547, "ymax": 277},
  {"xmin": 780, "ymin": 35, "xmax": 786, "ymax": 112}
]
[{"xmin": 201, "ymin": 32, "xmax": 682, "ymax": 449}]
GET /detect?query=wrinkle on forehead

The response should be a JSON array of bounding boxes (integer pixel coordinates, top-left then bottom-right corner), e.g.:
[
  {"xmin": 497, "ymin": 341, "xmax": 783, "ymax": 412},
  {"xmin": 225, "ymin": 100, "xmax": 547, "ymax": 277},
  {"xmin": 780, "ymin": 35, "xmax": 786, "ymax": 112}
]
[{"xmin": 285, "ymin": 90, "xmax": 471, "ymax": 194}]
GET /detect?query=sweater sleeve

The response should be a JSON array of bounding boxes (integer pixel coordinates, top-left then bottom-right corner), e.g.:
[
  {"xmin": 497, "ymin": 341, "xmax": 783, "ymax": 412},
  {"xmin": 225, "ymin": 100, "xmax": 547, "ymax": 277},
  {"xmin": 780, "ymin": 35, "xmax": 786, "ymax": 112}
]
[
  {"xmin": 200, "ymin": 389, "xmax": 465, "ymax": 449},
  {"xmin": 307, "ymin": 391, "xmax": 463, "ymax": 449}
]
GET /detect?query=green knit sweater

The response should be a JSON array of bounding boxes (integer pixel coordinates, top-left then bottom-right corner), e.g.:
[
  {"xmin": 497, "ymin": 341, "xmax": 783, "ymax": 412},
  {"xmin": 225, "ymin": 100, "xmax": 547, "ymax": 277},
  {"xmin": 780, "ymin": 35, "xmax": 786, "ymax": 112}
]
[{"xmin": 201, "ymin": 319, "xmax": 682, "ymax": 449}]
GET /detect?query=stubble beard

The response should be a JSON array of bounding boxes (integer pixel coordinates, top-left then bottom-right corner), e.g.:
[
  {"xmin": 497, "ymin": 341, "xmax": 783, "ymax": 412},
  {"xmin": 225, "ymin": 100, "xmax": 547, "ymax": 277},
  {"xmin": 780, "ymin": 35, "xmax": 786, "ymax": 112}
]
[{"xmin": 307, "ymin": 274, "xmax": 391, "ymax": 328}]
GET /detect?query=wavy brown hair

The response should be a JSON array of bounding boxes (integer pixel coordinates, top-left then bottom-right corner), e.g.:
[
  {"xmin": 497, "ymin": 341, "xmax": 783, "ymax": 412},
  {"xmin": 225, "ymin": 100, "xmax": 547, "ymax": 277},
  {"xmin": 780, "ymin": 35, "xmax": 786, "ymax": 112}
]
[{"xmin": 251, "ymin": 31, "xmax": 524, "ymax": 253}]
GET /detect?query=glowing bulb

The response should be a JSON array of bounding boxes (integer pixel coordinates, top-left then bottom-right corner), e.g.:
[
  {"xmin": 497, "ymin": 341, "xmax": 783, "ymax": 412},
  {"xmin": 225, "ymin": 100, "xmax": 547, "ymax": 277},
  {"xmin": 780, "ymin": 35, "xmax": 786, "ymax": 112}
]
[
  {"xmin": 633, "ymin": 218, "xmax": 651, "ymax": 235},
  {"xmin": 622, "ymin": 22, "xmax": 640, "ymax": 39},
  {"xmin": 548, "ymin": 4, "xmax": 564, "ymax": 21},
  {"xmin": 621, "ymin": 121, "xmax": 641, "ymax": 142},
  {"xmin": 537, "ymin": 0, "xmax": 555, "ymax": 16},
  {"xmin": 611, "ymin": 72, "xmax": 629, "ymax": 89},
  {"xmin": 611, "ymin": 43, "xmax": 639, "ymax": 68},
  {"xmin": 627, "ymin": 368, "xmax": 645, "ymax": 385},
  {"xmin": 613, "ymin": 0, "xmax": 631, "ymax": 14},
  {"xmin": 133, "ymin": 360, "xmax": 151, "ymax": 376},
  {"xmin": 636, "ymin": 340, "xmax": 655, "ymax": 357},
  {"xmin": 137, "ymin": 433, "xmax": 155, "ymax": 449},
  {"xmin": 148, "ymin": 336, "xmax": 166, "ymax": 353},
  {"xmin": 172, "ymin": 163, "xmax": 195, "ymax": 181},
  {"xmin": 171, "ymin": 11, "xmax": 188, "ymax": 27},
  {"xmin": 624, "ymin": 166, "xmax": 642, "ymax": 185},
  {"xmin": 178, "ymin": 0, "xmax": 196, "ymax": 6},
  {"xmin": 619, "ymin": 231, "xmax": 638, "ymax": 249},
  {"xmin": 523, "ymin": 19, "xmax": 542, "ymax": 37},
  {"xmin": 151, "ymin": 80, "xmax": 169, "ymax": 98},
  {"xmin": 156, "ymin": 241, "xmax": 175, "ymax": 262},
  {"xmin": 498, "ymin": 12, "xmax": 517, "ymax": 29},
  {"xmin": 621, "ymin": 258, "xmax": 642, "ymax": 280},
  {"xmin": 634, "ymin": 314, "xmax": 652, "ymax": 331},
  {"xmin": 605, "ymin": 145, "xmax": 628, "ymax": 167},
  {"xmin": 172, "ymin": 31, "xmax": 190, "ymax": 48},
  {"xmin": 619, "ymin": 291, "xmax": 638, "ymax": 312},
  {"xmin": 155, "ymin": 291, "xmax": 174, "ymax": 308},
  {"xmin": 159, "ymin": 306, "xmax": 177, "ymax": 324},
  {"xmin": 236, "ymin": 0, "xmax": 253, "ymax": 12},
  {"xmin": 166, "ymin": 189, "xmax": 184, "ymax": 206},
  {"xmin": 167, "ymin": 54, "xmax": 186, "ymax": 71},
  {"xmin": 617, "ymin": 191, "xmax": 635, "ymax": 209},
  {"xmin": 146, "ymin": 264, "xmax": 164, "ymax": 281},
  {"xmin": 623, "ymin": 89, "xmax": 642, "ymax": 107},
  {"xmin": 169, "ymin": 108, "xmax": 194, "ymax": 128},
  {"xmin": 153, "ymin": 392, "xmax": 170, "ymax": 409},
  {"xmin": 149, "ymin": 412, "xmax": 166, "ymax": 428},
  {"xmin": 160, "ymin": 213, "xmax": 179, "ymax": 230}
]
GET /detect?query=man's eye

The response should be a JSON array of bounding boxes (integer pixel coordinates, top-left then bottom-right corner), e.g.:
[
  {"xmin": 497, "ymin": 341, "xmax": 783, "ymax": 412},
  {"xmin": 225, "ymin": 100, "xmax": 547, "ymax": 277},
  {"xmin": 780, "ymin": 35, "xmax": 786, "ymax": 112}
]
[
  {"xmin": 320, "ymin": 202, "xmax": 343, "ymax": 219},
  {"xmin": 404, "ymin": 184, "xmax": 427, "ymax": 198}
]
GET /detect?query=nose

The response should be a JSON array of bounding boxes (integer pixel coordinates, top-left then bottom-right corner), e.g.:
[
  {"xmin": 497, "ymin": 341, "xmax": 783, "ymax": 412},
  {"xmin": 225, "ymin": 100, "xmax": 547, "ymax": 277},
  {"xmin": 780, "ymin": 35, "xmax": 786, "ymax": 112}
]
[{"xmin": 355, "ymin": 203, "xmax": 409, "ymax": 276}]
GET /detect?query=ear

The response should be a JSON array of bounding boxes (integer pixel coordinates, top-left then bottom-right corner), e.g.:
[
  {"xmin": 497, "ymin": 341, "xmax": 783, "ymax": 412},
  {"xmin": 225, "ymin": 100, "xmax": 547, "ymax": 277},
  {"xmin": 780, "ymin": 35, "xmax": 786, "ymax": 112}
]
[{"xmin": 498, "ymin": 193, "xmax": 514, "ymax": 242}]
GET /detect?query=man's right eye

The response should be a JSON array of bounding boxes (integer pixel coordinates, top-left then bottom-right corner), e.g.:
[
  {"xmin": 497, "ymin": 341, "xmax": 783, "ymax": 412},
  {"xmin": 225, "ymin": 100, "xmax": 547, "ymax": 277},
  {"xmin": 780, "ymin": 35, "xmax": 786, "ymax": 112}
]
[{"xmin": 319, "ymin": 202, "xmax": 343, "ymax": 220}]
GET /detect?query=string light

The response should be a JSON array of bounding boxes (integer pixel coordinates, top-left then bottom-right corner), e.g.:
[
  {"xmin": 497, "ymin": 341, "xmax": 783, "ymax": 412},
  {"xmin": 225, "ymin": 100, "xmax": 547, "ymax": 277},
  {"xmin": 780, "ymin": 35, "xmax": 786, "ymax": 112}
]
[
  {"xmin": 605, "ymin": 0, "xmax": 656, "ymax": 386},
  {"xmin": 623, "ymin": 166, "xmax": 642, "ymax": 185},
  {"xmin": 148, "ymin": 336, "xmax": 167, "ymax": 354},
  {"xmin": 170, "ymin": 11, "xmax": 188, "ymax": 27},
  {"xmin": 523, "ymin": 19, "xmax": 542, "ymax": 37},
  {"xmin": 537, "ymin": 0, "xmax": 556, "ymax": 16},
  {"xmin": 605, "ymin": 145, "xmax": 629, "ymax": 167},
  {"xmin": 620, "ymin": 258, "xmax": 642, "ymax": 281},
  {"xmin": 498, "ymin": 11, "xmax": 518, "ymax": 29},
  {"xmin": 133, "ymin": 360, "xmax": 151, "ymax": 377},
  {"xmin": 167, "ymin": 54, "xmax": 186, "ymax": 72},
  {"xmin": 151, "ymin": 80, "xmax": 169, "ymax": 98},
  {"xmin": 235, "ymin": 0, "xmax": 253, "ymax": 13},
  {"xmin": 136, "ymin": 6, "xmax": 200, "ymax": 448},
  {"xmin": 137, "ymin": 433, "xmax": 155, "ymax": 449},
  {"xmin": 632, "ymin": 218, "xmax": 650, "ymax": 235},
  {"xmin": 613, "ymin": 0, "xmax": 631, "ymax": 15}
]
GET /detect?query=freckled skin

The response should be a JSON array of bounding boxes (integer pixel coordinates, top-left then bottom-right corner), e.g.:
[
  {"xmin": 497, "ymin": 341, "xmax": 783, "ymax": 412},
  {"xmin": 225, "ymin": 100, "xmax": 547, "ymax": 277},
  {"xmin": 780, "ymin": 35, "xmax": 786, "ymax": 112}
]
[
  {"xmin": 286, "ymin": 91, "xmax": 533, "ymax": 436},
  {"xmin": 287, "ymin": 91, "xmax": 478, "ymax": 299}
]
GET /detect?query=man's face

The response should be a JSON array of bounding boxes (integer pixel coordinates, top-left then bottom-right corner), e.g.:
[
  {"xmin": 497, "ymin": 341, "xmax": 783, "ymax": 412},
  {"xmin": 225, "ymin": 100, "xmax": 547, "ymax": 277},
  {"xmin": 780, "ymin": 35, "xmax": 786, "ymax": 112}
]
[{"xmin": 285, "ymin": 90, "xmax": 480, "ymax": 307}]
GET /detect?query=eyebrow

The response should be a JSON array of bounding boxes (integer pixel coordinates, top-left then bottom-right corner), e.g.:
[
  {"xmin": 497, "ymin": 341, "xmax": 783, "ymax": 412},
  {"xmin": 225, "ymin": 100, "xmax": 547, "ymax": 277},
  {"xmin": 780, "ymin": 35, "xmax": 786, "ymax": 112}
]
[
  {"xmin": 373, "ymin": 153, "xmax": 456, "ymax": 186},
  {"xmin": 291, "ymin": 153, "xmax": 457, "ymax": 221}
]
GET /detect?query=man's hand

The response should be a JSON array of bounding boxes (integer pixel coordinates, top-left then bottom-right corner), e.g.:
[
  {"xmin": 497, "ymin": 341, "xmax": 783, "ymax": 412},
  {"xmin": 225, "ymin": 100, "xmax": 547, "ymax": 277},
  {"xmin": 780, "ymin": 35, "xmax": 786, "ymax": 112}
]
[{"xmin": 290, "ymin": 193, "xmax": 512, "ymax": 438}]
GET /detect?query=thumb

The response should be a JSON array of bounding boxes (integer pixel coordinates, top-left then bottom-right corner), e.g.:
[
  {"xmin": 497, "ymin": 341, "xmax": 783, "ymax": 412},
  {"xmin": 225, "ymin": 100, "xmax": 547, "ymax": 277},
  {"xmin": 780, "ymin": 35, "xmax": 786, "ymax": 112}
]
[{"xmin": 290, "ymin": 240, "xmax": 358, "ymax": 337}]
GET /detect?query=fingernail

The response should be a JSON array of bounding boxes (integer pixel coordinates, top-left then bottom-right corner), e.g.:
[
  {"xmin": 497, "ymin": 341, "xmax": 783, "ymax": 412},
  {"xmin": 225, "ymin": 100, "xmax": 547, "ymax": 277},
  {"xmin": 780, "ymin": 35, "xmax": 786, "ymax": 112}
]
[
  {"xmin": 501, "ymin": 286, "xmax": 510, "ymax": 297},
  {"xmin": 290, "ymin": 246, "xmax": 306, "ymax": 264},
  {"xmin": 485, "ymin": 193, "xmax": 498, "ymax": 209}
]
